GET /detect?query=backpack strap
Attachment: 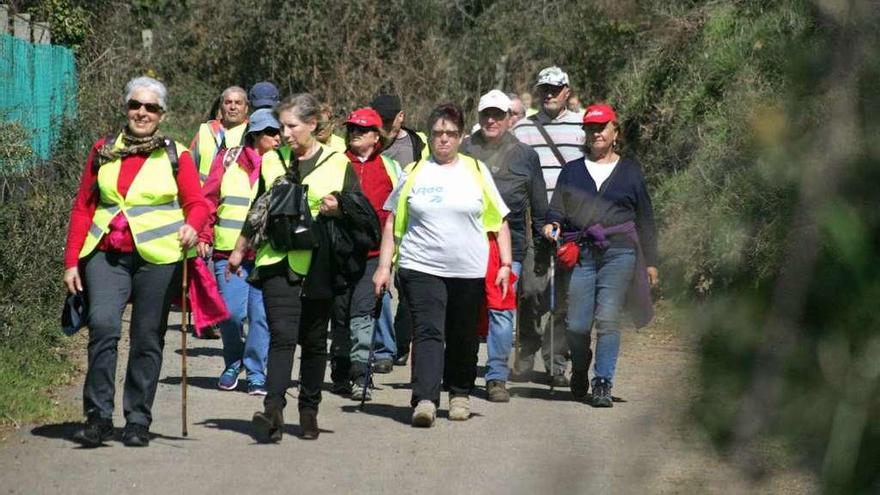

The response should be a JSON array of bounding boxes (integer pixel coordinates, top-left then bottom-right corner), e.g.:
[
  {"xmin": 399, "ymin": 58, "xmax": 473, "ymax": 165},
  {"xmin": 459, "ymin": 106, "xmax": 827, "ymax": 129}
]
[
  {"xmin": 529, "ymin": 115, "xmax": 567, "ymax": 167},
  {"xmin": 163, "ymin": 138, "xmax": 180, "ymax": 176}
]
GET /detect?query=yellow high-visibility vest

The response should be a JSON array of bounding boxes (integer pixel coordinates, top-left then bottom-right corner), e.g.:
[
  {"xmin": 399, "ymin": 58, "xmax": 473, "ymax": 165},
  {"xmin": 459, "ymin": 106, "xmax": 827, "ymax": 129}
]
[
  {"xmin": 195, "ymin": 120, "xmax": 247, "ymax": 183},
  {"xmin": 255, "ymin": 144, "xmax": 351, "ymax": 275},
  {"xmin": 79, "ymin": 135, "xmax": 191, "ymax": 264}
]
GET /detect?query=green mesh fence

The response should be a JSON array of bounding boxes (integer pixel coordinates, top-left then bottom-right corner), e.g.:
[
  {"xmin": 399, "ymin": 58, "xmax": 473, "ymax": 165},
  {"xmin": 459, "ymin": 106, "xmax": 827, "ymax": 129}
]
[{"xmin": 0, "ymin": 34, "xmax": 77, "ymax": 174}]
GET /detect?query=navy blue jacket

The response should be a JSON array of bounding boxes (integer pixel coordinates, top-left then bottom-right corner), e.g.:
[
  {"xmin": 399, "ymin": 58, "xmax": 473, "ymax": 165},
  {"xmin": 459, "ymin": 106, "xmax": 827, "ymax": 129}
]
[{"xmin": 546, "ymin": 157, "xmax": 658, "ymax": 266}]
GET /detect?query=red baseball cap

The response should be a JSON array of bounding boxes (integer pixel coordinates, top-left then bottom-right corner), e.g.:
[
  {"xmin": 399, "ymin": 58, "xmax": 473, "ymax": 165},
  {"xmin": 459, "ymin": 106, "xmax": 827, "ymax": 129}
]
[
  {"xmin": 346, "ymin": 107, "xmax": 383, "ymax": 129},
  {"xmin": 583, "ymin": 104, "xmax": 617, "ymax": 124}
]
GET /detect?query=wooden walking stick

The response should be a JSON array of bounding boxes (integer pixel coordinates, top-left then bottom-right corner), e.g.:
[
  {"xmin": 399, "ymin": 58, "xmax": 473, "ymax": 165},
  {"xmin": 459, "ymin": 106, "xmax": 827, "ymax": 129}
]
[{"xmin": 180, "ymin": 255, "xmax": 189, "ymax": 437}]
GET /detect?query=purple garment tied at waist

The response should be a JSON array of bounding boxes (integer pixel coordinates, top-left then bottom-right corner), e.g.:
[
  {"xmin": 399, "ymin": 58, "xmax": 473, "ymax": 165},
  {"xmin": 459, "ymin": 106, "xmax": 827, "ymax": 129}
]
[{"xmin": 562, "ymin": 221, "xmax": 654, "ymax": 328}]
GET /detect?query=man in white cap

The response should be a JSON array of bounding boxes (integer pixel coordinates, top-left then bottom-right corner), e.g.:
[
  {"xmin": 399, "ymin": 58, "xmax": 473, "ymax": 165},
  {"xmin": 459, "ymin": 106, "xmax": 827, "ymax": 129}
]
[
  {"xmin": 511, "ymin": 66, "xmax": 586, "ymax": 387},
  {"xmin": 461, "ymin": 90, "xmax": 548, "ymax": 402}
]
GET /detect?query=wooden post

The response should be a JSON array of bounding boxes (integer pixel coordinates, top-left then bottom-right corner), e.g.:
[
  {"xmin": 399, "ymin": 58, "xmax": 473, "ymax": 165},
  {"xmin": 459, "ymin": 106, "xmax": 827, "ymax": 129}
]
[
  {"xmin": 0, "ymin": 5, "xmax": 9, "ymax": 35},
  {"xmin": 33, "ymin": 21, "xmax": 49, "ymax": 44},
  {"xmin": 12, "ymin": 12, "xmax": 29, "ymax": 41}
]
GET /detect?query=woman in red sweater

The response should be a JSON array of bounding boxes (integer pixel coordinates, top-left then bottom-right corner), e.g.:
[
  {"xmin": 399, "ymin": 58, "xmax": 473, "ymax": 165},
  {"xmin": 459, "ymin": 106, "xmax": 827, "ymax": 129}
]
[{"xmin": 62, "ymin": 76, "xmax": 208, "ymax": 447}]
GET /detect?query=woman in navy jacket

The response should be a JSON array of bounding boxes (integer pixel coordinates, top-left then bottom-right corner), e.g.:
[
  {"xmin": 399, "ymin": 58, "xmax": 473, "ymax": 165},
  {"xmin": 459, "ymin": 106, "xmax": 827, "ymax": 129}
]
[{"xmin": 543, "ymin": 103, "xmax": 658, "ymax": 407}]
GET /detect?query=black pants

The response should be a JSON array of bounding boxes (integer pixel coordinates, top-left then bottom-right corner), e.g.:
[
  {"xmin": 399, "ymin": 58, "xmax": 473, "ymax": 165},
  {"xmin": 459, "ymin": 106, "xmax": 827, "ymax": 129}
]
[
  {"xmin": 261, "ymin": 274, "xmax": 332, "ymax": 412},
  {"xmin": 83, "ymin": 251, "xmax": 179, "ymax": 427},
  {"xmin": 393, "ymin": 272, "xmax": 412, "ymax": 358},
  {"xmin": 398, "ymin": 267, "xmax": 484, "ymax": 407}
]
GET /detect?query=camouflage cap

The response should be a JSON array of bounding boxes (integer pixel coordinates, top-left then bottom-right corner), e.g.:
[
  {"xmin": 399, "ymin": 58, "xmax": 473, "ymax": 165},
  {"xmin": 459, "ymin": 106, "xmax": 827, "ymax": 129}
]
[{"xmin": 535, "ymin": 66, "xmax": 570, "ymax": 87}]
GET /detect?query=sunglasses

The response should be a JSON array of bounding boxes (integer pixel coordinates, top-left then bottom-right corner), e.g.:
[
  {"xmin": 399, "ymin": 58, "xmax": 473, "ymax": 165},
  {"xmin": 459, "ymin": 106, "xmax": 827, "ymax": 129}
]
[
  {"xmin": 537, "ymin": 85, "xmax": 565, "ymax": 97},
  {"xmin": 127, "ymin": 99, "xmax": 163, "ymax": 113},
  {"xmin": 260, "ymin": 128, "xmax": 280, "ymax": 137},
  {"xmin": 430, "ymin": 129, "xmax": 461, "ymax": 139},
  {"xmin": 347, "ymin": 124, "xmax": 377, "ymax": 134},
  {"xmin": 583, "ymin": 123, "xmax": 609, "ymax": 134}
]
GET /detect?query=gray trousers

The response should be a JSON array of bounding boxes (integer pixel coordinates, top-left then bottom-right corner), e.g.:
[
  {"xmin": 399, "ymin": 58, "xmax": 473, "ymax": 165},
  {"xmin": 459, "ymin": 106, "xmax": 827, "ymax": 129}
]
[
  {"xmin": 82, "ymin": 251, "xmax": 179, "ymax": 427},
  {"xmin": 517, "ymin": 245, "xmax": 569, "ymax": 375}
]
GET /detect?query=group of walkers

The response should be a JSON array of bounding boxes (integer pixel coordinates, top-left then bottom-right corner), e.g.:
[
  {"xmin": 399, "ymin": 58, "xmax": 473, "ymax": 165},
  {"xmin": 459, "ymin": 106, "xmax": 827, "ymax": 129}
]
[{"xmin": 63, "ymin": 65, "xmax": 658, "ymax": 447}]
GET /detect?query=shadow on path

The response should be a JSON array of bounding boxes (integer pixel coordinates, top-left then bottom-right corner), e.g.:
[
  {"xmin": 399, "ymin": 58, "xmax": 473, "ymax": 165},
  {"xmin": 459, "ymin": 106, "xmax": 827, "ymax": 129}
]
[
  {"xmin": 340, "ymin": 403, "xmax": 412, "ymax": 425},
  {"xmin": 174, "ymin": 346, "xmax": 223, "ymax": 358},
  {"xmin": 31, "ymin": 422, "xmax": 193, "ymax": 448},
  {"xmin": 196, "ymin": 418, "xmax": 334, "ymax": 443}
]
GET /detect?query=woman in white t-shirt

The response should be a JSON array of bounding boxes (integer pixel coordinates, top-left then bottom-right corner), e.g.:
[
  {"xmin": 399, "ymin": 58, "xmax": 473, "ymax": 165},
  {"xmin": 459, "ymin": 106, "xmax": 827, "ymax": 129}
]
[{"xmin": 374, "ymin": 103, "xmax": 513, "ymax": 428}]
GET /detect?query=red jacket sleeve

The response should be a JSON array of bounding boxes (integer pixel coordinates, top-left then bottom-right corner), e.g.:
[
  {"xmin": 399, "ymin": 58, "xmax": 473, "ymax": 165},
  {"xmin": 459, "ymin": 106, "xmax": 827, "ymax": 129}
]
[
  {"xmin": 176, "ymin": 149, "xmax": 209, "ymax": 233},
  {"xmin": 63, "ymin": 140, "xmax": 104, "ymax": 269}
]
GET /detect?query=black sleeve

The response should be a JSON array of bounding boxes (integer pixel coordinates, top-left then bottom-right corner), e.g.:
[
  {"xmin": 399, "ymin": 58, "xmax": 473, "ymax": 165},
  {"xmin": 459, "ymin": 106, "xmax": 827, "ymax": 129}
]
[
  {"xmin": 526, "ymin": 148, "xmax": 549, "ymax": 235},
  {"xmin": 632, "ymin": 162, "xmax": 658, "ymax": 266},
  {"xmin": 342, "ymin": 164, "xmax": 362, "ymax": 193},
  {"xmin": 546, "ymin": 165, "xmax": 567, "ymax": 227}
]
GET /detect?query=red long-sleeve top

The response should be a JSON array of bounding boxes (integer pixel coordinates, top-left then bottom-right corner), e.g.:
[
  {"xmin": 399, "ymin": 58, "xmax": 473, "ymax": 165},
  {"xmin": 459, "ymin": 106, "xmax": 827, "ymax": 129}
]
[
  {"xmin": 345, "ymin": 147, "xmax": 394, "ymax": 258},
  {"xmin": 64, "ymin": 137, "xmax": 210, "ymax": 269}
]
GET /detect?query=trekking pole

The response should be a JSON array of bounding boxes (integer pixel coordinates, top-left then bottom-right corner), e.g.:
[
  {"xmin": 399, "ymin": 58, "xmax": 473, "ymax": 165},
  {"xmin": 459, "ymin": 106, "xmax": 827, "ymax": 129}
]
[
  {"xmin": 549, "ymin": 228, "xmax": 558, "ymax": 395},
  {"xmin": 361, "ymin": 289, "xmax": 386, "ymax": 411},
  {"xmin": 180, "ymin": 255, "xmax": 189, "ymax": 437}
]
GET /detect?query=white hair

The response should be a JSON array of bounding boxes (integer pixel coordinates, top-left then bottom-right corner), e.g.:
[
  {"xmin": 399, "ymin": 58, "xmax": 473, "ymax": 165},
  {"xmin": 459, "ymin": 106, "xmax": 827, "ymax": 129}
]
[
  {"xmin": 221, "ymin": 86, "xmax": 248, "ymax": 103},
  {"xmin": 124, "ymin": 76, "xmax": 168, "ymax": 111}
]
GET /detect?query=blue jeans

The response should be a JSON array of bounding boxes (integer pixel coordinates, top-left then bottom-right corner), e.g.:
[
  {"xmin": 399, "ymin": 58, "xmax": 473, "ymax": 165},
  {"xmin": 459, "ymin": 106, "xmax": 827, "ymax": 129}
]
[
  {"xmin": 213, "ymin": 258, "xmax": 269, "ymax": 385},
  {"xmin": 375, "ymin": 290, "xmax": 397, "ymax": 360},
  {"xmin": 564, "ymin": 247, "xmax": 635, "ymax": 387},
  {"xmin": 486, "ymin": 261, "xmax": 522, "ymax": 382}
]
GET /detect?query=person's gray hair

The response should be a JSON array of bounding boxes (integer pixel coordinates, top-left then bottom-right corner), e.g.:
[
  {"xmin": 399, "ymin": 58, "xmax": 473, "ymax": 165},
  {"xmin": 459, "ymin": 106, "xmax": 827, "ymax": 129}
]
[
  {"xmin": 124, "ymin": 76, "xmax": 168, "ymax": 111},
  {"xmin": 275, "ymin": 93, "xmax": 325, "ymax": 134},
  {"xmin": 221, "ymin": 85, "xmax": 248, "ymax": 103}
]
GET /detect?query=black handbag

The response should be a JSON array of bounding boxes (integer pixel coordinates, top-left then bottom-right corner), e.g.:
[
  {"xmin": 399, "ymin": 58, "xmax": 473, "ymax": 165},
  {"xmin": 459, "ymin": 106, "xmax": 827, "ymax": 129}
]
[{"xmin": 266, "ymin": 176, "xmax": 316, "ymax": 251}]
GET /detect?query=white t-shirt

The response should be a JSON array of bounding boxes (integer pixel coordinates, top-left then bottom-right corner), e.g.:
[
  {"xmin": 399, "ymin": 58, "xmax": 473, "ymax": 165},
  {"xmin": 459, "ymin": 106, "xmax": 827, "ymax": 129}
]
[
  {"xmin": 383, "ymin": 157, "xmax": 510, "ymax": 278},
  {"xmin": 585, "ymin": 159, "xmax": 618, "ymax": 191}
]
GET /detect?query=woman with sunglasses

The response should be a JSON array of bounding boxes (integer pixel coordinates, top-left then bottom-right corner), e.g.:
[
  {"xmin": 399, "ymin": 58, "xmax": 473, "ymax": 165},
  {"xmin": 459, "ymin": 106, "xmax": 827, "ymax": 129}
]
[
  {"xmin": 227, "ymin": 93, "xmax": 361, "ymax": 441},
  {"xmin": 63, "ymin": 76, "xmax": 208, "ymax": 447},
  {"xmin": 542, "ymin": 103, "xmax": 658, "ymax": 407},
  {"xmin": 198, "ymin": 108, "xmax": 284, "ymax": 396},
  {"xmin": 328, "ymin": 108, "xmax": 401, "ymax": 401},
  {"xmin": 373, "ymin": 103, "xmax": 512, "ymax": 427}
]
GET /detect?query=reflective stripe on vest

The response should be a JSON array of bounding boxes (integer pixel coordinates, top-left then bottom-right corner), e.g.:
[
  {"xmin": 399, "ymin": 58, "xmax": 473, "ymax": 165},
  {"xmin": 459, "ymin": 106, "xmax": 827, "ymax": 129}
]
[
  {"xmin": 196, "ymin": 121, "xmax": 247, "ymax": 183},
  {"xmin": 79, "ymin": 135, "xmax": 190, "ymax": 264},
  {"xmin": 380, "ymin": 155, "xmax": 401, "ymax": 189},
  {"xmin": 392, "ymin": 154, "xmax": 503, "ymax": 263},
  {"xmin": 213, "ymin": 149, "xmax": 258, "ymax": 251},
  {"xmin": 255, "ymin": 144, "xmax": 350, "ymax": 275}
]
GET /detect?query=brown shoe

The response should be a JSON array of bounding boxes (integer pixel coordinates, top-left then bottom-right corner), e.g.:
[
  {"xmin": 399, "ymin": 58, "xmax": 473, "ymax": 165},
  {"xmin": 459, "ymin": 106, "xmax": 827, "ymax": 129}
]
[
  {"xmin": 486, "ymin": 380, "xmax": 510, "ymax": 403},
  {"xmin": 252, "ymin": 407, "xmax": 284, "ymax": 443},
  {"xmin": 300, "ymin": 409, "xmax": 319, "ymax": 440}
]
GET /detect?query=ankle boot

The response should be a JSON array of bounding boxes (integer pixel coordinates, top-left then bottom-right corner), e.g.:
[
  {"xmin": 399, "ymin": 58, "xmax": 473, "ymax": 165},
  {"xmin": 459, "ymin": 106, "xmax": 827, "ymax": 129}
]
[
  {"xmin": 300, "ymin": 408, "xmax": 319, "ymax": 440},
  {"xmin": 252, "ymin": 406, "xmax": 284, "ymax": 443}
]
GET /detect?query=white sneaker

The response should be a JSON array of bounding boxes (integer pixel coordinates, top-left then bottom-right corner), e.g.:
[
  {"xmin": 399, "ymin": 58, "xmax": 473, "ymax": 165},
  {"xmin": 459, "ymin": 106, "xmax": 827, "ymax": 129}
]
[
  {"xmin": 412, "ymin": 400, "xmax": 436, "ymax": 427},
  {"xmin": 448, "ymin": 395, "xmax": 471, "ymax": 421}
]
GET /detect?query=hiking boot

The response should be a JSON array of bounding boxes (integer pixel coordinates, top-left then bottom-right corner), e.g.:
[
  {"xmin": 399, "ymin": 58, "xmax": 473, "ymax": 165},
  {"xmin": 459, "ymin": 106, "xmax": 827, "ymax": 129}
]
[
  {"xmin": 200, "ymin": 326, "xmax": 221, "ymax": 339},
  {"xmin": 591, "ymin": 378, "xmax": 613, "ymax": 408},
  {"xmin": 300, "ymin": 409, "xmax": 319, "ymax": 440},
  {"xmin": 252, "ymin": 407, "xmax": 284, "ymax": 443},
  {"xmin": 486, "ymin": 380, "xmax": 510, "ymax": 403},
  {"xmin": 247, "ymin": 382, "xmax": 268, "ymax": 396},
  {"xmin": 570, "ymin": 370, "xmax": 589, "ymax": 401},
  {"xmin": 510, "ymin": 355, "xmax": 534, "ymax": 382},
  {"xmin": 351, "ymin": 376, "xmax": 372, "ymax": 402},
  {"xmin": 411, "ymin": 400, "xmax": 436, "ymax": 428},
  {"xmin": 121, "ymin": 423, "xmax": 150, "ymax": 447},
  {"xmin": 373, "ymin": 359, "xmax": 393, "ymax": 374},
  {"xmin": 548, "ymin": 373, "xmax": 569, "ymax": 388},
  {"xmin": 393, "ymin": 352, "xmax": 409, "ymax": 366},
  {"xmin": 218, "ymin": 362, "xmax": 241, "ymax": 391},
  {"xmin": 448, "ymin": 395, "xmax": 471, "ymax": 421},
  {"xmin": 72, "ymin": 417, "xmax": 113, "ymax": 447},
  {"xmin": 329, "ymin": 380, "xmax": 352, "ymax": 397}
]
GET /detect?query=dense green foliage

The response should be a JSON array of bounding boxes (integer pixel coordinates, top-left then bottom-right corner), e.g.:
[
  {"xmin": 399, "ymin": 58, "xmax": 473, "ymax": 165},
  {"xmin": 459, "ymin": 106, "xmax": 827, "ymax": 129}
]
[{"xmin": 1, "ymin": 0, "xmax": 877, "ymax": 490}]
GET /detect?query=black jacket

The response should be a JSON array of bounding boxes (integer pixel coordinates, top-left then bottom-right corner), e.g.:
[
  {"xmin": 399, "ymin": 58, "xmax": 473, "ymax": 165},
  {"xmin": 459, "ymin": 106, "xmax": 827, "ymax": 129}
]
[
  {"xmin": 303, "ymin": 191, "xmax": 380, "ymax": 298},
  {"xmin": 461, "ymin": 131, "xmax": 548, "ymax": 262},
  {"xmin": 402, "ymin": 126, "xmax": 426, "ymax": 161}
]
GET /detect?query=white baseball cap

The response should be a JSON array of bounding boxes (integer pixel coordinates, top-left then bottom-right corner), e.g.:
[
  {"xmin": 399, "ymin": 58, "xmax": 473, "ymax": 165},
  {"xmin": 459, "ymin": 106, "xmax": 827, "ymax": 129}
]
[
  {"xmin": 478, "ymin": 89, "xmax": 512, "ymax": 112},
  {"xmin": 535, "ymin": 66, "xmax": 570, "ymax": 87}
]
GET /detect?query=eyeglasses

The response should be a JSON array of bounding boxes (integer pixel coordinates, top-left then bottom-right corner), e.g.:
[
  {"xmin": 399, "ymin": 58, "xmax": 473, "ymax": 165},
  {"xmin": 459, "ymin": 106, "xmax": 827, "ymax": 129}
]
[
  {"xmin": 127, "ymin": 99, "xmax": 163, "ymax": 114},
  {"xmin": 430, "ymin": 129, "xmax": 461, "ymax": 139},
  {"xmin": 583, "ymin": 123, "xmax": 609, "ymax": 134}
]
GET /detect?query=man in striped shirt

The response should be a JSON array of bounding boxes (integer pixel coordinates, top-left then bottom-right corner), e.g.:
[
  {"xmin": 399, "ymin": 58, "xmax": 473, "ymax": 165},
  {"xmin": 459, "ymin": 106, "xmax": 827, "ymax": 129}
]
[{"xmin": 510, "ymin": 66, "xmax": 585, "ymax": 387}]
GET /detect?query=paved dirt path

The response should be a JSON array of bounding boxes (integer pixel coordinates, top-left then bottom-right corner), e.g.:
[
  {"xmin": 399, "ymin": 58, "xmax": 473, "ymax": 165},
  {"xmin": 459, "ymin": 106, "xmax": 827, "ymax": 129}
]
[{"xmin": 0, "ymin": 307, "xmax": 816, "ymax": 494}]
